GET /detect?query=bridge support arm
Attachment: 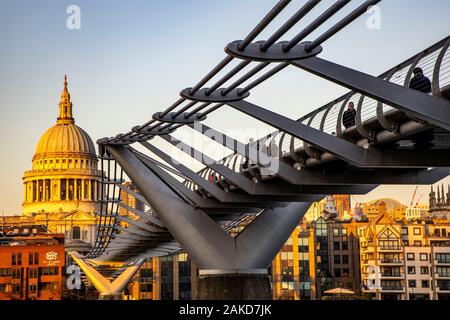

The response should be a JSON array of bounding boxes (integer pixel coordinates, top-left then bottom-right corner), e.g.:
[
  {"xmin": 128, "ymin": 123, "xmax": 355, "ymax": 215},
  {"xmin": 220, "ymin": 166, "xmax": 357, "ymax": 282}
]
[{"xmin": 69, "ymin": 252, "xmax": 144, "ymax": 300}]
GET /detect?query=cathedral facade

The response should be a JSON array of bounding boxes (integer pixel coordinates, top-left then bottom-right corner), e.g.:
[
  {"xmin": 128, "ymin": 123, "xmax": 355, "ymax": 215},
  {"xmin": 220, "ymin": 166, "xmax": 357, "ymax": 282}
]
[
  {"xmin": 429, "ymin": 184, "xmax": 450, "ymax": 219},
  {"xmin": 20, "ymin": 76, "xmax": 101, "ymax": 253}
]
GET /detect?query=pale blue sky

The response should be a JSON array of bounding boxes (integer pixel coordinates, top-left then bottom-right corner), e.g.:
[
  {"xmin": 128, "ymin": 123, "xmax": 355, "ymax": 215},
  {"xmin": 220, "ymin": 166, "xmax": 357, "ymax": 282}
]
[{"xmin": 1, "ymin": 0, "xmax": 449, "ymax": 214}]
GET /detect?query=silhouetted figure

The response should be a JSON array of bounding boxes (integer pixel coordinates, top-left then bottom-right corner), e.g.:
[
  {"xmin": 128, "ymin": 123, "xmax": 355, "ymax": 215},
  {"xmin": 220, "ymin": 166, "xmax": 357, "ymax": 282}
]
[
  {"xmin": 409, "ymin": 67, "xmax": 431, "ymax": 94},
  {"xmin": 342, "ymin": 102, "xmax": 356, "ymax": 129}
]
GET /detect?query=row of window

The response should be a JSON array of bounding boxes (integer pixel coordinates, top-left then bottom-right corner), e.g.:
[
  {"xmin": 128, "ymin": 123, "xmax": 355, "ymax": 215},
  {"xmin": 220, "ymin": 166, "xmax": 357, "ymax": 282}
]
[
  {"xmin": 402, "ymin": 227, "xmax": 449, "ymax": 237},
  {"xmin": 35, "ymin": 158, "xmax": 96, "ymax": 168},
  {"xmin": 407, "ymin": 253, "xmax": 429, "ymax": 261},
  {"xmin": 0, "ymin": 268, "xmax": 58, "ymax": 278},
  {"xmin": 11, "ymin": 253, "xmax": 39, "ymax": 266},
  {"xmin": 334, "ymin": 255, "xmax": 350, "ymax": 264},
  {"xmin": 407, "ymin": 266, "xmax": 430, "ymax": 275},
  {"xmin": 408, "ymin": 280, "xmax": 430, "ymax": 288},
  {"xmin": 333, "ymin": 241, "xmax": 349, "ymax": 251}
]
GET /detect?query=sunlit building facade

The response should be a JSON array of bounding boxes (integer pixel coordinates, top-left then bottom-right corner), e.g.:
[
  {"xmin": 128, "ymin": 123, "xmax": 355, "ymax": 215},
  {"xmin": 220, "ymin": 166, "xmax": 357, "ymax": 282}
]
[
  {"xmin": 0, "ymin": 226, "xmax": 65, "ymax": 300},
  {"xmin": 126, "ymin": 253, "xmax": 198, "ymax": 300},
  {"xmin": 359, "ymin": 213, "xmax": 450, "ymax": 300}
]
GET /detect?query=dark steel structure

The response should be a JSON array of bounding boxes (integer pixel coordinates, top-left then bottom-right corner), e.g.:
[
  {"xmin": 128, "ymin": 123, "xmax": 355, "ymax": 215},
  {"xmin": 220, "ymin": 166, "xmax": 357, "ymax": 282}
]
[{"xmin": 75, "ymin": 0, "xmax": 450, "ymax": 299}]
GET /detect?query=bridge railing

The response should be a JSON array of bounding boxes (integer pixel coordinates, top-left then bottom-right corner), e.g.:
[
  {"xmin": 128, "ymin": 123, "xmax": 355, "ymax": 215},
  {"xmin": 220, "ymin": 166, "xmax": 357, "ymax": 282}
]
[
  {"xmin": 94, "ymin": 0, "xmax": 450, "ymax": 213},
  {"xmin": 87, "ymin": 156, "xmax": 123, "ymax": 259},
  {"xmin": 188, "ymin": 35, "xmax": 450, "ymax": 188}
]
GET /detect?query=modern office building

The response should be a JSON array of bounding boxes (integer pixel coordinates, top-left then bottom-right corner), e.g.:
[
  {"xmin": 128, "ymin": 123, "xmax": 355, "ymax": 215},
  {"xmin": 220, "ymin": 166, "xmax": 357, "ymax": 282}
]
[{"xmin": 126, "ymin": 253, "xmax": 198, "ymax": 300}]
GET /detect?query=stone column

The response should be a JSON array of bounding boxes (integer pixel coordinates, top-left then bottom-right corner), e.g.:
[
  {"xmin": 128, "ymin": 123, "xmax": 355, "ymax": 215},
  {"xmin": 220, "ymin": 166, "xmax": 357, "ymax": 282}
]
[
  {"xmin": 34, "ymin": 180, "xmax": 38, "ymax": 202},
  {"xmin": 55, "ymin": 179, "xmax": 60, "ymax": 201},
  {"xmin": 23, "ymin": 183, "xmax": 27, "ymax": 203}
]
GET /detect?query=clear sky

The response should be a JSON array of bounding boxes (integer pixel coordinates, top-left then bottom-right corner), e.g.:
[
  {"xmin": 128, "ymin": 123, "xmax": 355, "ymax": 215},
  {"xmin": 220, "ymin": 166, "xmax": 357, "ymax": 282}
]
[{"xmin": 1, "ymin": 0, "xmax": 450, "ymax": 214}]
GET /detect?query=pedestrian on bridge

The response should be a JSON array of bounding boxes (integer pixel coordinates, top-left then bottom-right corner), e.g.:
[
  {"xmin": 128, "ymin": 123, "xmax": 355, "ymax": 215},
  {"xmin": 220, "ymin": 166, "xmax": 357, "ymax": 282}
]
[
  {"xmin": 342, "ymin": 102, "xmax": 356, "ymax": 129},
  {"xmin": 409, "ymin": 67, "xmax": 432, "ymax": 94}
]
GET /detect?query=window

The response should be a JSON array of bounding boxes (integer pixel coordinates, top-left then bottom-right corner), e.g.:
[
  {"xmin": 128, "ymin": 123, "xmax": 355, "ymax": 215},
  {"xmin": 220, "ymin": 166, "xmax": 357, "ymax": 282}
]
[
  {"xmin": 335, "ymin": 269, "xmax": 341, "ymax": 277},
  {"xmin": 342, "ymin": 228, "xmax": 347, "ymax": 236},
  {"xmin": 334, "ymin": 255, "xmax": 341, "ymax": 264},
  {"xmin": 414, "ymin": 241, "xmax": 422, "ymax": 246},
  {"xmin": 12, "ymin": 253, "xmax": 22, "ymax": 266},
  {"xmin": 298, "ymin": 253, "xmax": 309, "ymax": 261},
  {"xmin": 281, "ymin": 281, "xmax": 294, "ymax": 290},
  {"xmin": 315, "ymin": 218, "xmax": 327, "ymax": 236},
  {"xmin": 434, "ymin": 229, "xmax": 441, "ymax": 237},
  {"xmin": 334, "ymin": 242, "xmax": 340, "ymax": 250},
  {"xmin": 281, "ymin": 252, "xmax": 293, "ymax": 260},
  {"xmin": 29, "ymin": 268, "xmax": 38, "ymax": 278},
  {"xmin": 140, "ymin": 284, "xmax": 152, "ymax": 292},
  {"xmin": 40, "ymin": 267, "xmax": 59, "ymax": 276},
  {"xmin": 402, "ymin": 227, "xmax": 408, "ymax": 235},
  {"xmin": 28, "ymin": 284, "xmax": 37, "ymax": 293},
  {"xmin": 420, "ymin": 253, "xmax": 428, "ymax": 261},
  {"xmin": 407, "ymin": 253, "xmax": 415, "ymax": 261},
  {"xmin": 0, "ymin": 284, "xmax": 12, "ymax": 293},
  {"xmin": 413, "ymin": 227, "xmax": 421, "ymax": 235},
  {"xmin": 379, "ymin": 228, "xmax": 400, "ymax": 250},
  {"xmin": 13, "ymin": 285, "xmax": 21, "ymax": 294},
  {"xmin": 28, "ymin": 252, "xmax": 38, "ymax": 265},
  {"xmin": 342, "ymin": 255, "xmax": 349, "ymax": 264},
  {"xmin": 40, "ymin": 282, "xmax": 59, "ymax": 291},
  {"xmin": 72, "ymin": 226, "xmax": 81, "ymax": 240},
  {"xmin": 436, "ymin": 253, "xmax": 450, "ymax": 263},
  {"xmin": 342, "ymin": 242, "xmax": 349, "ymax": 250},
  {"xmin": 333, "ymin": 228, "xmax": 340, "ymax": 237},
  {"xmin": 298, "ymin": 236, "xmax": 308, "ymax": 247},
  {"xmin": 408, "ymin": 266, "xmax": 416, "ymax": 274},
  {"xmin": 0, "ymin": 268, "xmax": 11, "ymax": 277},
  {"xmin": 12, "ymin": 269, "xmax": 22, "ymax": 279},
  {"xmin": 436, "ymin": 267, "xmax": 450, "ymax": 277},
  {"xmin": 421, "ymin": 267, "xmax": 429, "ymax": 275},
  {"xmin": 421, "ymin": 280, "xmax": 429, "ymax": 288},
  {"xmin": 408, "ymin": 280, "xmax": 416, "ymax": 288}
]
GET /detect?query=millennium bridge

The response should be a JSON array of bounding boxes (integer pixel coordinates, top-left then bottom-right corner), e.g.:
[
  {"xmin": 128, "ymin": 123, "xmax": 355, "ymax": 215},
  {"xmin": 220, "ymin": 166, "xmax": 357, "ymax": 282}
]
[{"xmin": 69, "ymin": 0, "xmax": 450, "ymax": 299}]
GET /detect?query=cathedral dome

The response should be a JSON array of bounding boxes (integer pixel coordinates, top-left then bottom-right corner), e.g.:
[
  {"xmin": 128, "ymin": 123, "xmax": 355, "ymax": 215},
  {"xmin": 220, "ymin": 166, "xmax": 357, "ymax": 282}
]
[
  {"xmin": 35, "ymin": 123, "xmax": 96, "ymax": 156},
  {"xmin": 33, "ymin": 75, "xmax": 96, "ymax": 158}
]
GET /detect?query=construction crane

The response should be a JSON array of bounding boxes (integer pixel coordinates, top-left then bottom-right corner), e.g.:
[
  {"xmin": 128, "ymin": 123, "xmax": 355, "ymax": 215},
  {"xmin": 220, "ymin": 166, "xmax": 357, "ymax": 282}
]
[
  {"xmin": 415, "ymin": 194, "xmax": 424, "ymax": 207},
  {"xmin": 410, "ymin": 185, "xmax": 419, "ymax": 206}
]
